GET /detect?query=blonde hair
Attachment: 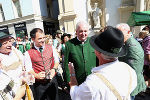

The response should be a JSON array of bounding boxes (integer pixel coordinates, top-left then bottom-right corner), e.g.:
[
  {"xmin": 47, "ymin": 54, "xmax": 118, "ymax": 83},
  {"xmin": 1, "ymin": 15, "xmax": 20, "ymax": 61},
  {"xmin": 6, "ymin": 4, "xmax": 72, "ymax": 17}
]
[
  {"xmin": 139, "ymin": 30, "xmax": 149, "ymax": 39},
  {"xmin": 45, "ymin": 35, "xmax": 53, "ymax": 44}
]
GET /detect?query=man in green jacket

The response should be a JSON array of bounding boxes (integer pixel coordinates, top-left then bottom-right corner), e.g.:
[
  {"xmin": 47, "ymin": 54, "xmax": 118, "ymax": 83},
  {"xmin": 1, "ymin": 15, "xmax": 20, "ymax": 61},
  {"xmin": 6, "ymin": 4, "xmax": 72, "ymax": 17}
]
[
  {"xmin": 64, "ymin": 21, "xmax": 97, "ymax": 85},
  {"xmin": 116, "ymin": 23, "xmax": 146, "ymax": 100}
]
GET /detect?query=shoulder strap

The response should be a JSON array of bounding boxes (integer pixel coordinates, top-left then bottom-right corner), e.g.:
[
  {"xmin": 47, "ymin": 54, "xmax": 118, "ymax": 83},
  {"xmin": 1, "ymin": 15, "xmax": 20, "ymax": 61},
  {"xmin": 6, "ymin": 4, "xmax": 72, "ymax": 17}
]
[
  {"xmin": 2, "ymin": 49, "xmax": 23, "ymax": 71},
  {"xmin": 125, "ymin": 63, "xmax": 132, "ymax": 100},
  {"xmin": 94, "ymin": 73, "xmax": 123, "ymax": 100},
  {"xmin": 94, "ymin": 63, "xmax": 132, "ymax": 100}
]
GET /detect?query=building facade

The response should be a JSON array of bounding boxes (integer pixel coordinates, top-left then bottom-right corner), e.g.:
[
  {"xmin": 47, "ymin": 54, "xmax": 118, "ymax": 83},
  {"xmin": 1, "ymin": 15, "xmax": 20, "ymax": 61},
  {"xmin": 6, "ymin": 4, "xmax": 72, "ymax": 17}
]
[
  {"xmin": 0, "ymin": 0, "xmax": 59, "ymax": 38},
  {"xmin": 58, "ymin": 0, "xmax": 150, "ymax": 36},
  {"xmin": 0, "ymin": 0, "xmax": 150, "ymax": 38}
]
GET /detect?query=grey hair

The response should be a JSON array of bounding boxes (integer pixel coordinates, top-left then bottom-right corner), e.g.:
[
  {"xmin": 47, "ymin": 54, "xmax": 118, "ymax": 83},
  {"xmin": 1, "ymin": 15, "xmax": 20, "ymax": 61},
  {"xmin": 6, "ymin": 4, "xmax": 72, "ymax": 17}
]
[
  {"xmin": 101, "ymin": 53, "xmax": 118, "ymax": 61},
  {"xmin": 116, "ymin": 23, "xmax": 130, "ymax": 32},
  {"xmin": 76, "ymin": 21, "xmax": 89, "ymax": 31}
]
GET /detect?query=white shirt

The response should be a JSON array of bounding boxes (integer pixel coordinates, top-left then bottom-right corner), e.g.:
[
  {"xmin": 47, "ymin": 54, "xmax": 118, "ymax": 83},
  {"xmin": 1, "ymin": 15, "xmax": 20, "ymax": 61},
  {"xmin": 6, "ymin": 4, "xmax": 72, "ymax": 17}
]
[
  {"xmin": 24, "ymin": 45, "xmax": 59, "ymax": 72},
  {"xmin": 70, "ymin": 60, "xmax": 137, "ymax": 100},
  {"xmin": 0, "ymin": 47, "xmax": 27, "ymax": 97}
]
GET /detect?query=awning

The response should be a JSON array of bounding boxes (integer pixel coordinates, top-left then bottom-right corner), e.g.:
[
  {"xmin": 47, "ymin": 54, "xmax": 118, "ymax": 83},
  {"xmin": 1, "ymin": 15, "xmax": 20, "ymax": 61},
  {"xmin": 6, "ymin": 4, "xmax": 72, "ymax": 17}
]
[{"xmin": 127, "ymin": 11, "xmax": 150, "ymax": 26}]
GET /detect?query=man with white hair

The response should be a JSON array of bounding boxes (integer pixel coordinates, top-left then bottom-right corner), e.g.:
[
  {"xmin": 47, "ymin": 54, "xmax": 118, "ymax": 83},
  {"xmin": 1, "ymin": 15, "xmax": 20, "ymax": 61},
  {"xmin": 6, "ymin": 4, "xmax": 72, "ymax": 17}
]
[
  {"xmin": 64, "ymin": 21, "xmax": 97, "ymax": 86},
  {"xmin": 68, "ymin": 26, "xmax": 137, "ymax": 100},
  {"xmin": 116, "ymin": 23, "xmax": 146, "ymax": 100}
]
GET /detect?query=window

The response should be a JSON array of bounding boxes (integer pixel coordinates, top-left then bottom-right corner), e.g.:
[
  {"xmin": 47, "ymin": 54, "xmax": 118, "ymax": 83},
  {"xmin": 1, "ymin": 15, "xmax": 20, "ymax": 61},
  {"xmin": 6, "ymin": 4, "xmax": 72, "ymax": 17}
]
[
  {"xmin": 122, "ymin": 0, "xmax": 135, "ymax": 6},
  {"xmin": 46, "ymin": 0, "xmax": 53, "ymax": 18},
  {"xmin": 47, "ymin": 4, "xmax": 53, "ymax": 18},
  {"xmin": 0, "ymin": 5, "xmax": 5, "ymax": 22},
  {"xmin": 12, "ymin": 0, "xmax": 22, "ymax": 18}
]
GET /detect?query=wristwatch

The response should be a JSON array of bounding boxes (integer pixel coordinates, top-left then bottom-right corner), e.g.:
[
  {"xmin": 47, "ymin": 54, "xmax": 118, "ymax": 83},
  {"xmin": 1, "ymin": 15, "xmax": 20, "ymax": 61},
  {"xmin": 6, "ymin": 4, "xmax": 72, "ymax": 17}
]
[{"xmin": 70, "ymin": 73, "xmax": 76, "ymax": 77}]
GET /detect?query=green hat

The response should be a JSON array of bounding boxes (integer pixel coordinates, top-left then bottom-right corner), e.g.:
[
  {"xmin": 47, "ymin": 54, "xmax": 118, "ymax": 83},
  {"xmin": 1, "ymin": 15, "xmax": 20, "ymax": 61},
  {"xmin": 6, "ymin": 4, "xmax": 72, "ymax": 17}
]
[{"xmin": 0, "ymin": 32, "xmax": 11, "ymax": 40}]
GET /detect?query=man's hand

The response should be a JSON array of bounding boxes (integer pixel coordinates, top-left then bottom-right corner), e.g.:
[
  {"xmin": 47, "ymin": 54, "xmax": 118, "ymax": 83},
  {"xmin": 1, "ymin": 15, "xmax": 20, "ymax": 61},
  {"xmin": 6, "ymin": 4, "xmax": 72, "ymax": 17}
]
[
  {"xmin": 49, "ymin": 68, "xmax": 56, "ymax": 79},
  {"xmin": 68, "ymin": 62, "xmax": 78, "ymax": 87},
  {"xmin": 36, "ymin": 71, "xmax": 46, "ymax": 79},
  {"xmin": 20, "ymin": 72, "xmax": 35, "ymax": 85},
  {"xmin": 68, "ymin": 62, "xmax": 75, "ymax": 74},
  {"xmin": 13, "ymin": 85, "xmax": 26, "ymax": 100}
]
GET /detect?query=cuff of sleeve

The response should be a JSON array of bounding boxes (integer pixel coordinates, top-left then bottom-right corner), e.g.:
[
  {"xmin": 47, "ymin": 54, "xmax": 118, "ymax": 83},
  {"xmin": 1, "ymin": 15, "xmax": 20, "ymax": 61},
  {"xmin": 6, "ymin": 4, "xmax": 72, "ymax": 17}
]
[{"xmin": 70, "ymin": 86, "xmax": 78, "ymax": 99}]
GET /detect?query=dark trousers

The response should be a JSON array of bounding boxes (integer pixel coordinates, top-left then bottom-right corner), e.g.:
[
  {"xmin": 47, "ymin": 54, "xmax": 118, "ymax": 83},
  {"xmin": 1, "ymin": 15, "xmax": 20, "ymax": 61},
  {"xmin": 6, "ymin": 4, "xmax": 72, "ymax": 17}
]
[{"xmin": 30, "ymin": 77, "xmax": 59, "ymax": 100}]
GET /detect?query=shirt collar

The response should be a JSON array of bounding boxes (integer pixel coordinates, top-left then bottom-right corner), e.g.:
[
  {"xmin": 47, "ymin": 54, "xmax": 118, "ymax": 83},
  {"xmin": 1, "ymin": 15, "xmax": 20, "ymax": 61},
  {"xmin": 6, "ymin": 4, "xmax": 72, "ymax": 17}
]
[
  {"xmin": 91, "ymin": 59, "xmax": 119, "ymax": 73},
  {"xmin": 77, "ymin": 37, "xmax": 87, "ymax": 44},
  {"xmin": 34, "ymin": 43, "xmax": 45, "ymax": 52}
]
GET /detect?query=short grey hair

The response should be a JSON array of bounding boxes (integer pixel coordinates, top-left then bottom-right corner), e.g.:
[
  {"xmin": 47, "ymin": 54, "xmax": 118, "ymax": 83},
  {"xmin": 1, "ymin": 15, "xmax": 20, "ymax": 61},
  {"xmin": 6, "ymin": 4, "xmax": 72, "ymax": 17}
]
[
  {"xmin": 76, "ymin": 21, "xmax": 89, "ymax": 31},
  {"xmin": 116, "ymin": 23, "xmax": 130, "ymax": 34},
  {"xmin": 101, "ymin": 53, "xmax": 118, "ymax": 61}
]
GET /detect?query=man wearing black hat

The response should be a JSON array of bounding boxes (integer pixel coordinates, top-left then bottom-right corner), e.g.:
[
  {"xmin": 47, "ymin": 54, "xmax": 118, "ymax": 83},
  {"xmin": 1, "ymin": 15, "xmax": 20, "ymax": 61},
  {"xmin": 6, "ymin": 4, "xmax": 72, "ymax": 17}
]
[
  {"xmin": 0, "ymin": 32, "xmax": 33, "ymax": 100},
  {"xmin": 68, "ymin": 26, "xmax": 137, "ymax": 100}
]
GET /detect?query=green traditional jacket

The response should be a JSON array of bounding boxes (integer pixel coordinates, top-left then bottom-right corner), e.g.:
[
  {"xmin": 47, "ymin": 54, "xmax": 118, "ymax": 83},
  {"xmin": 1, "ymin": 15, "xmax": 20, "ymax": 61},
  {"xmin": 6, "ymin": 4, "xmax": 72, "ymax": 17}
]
[
  {"xmin": 64, "ymin": 37, "xmax": 97, "ymax": 85},
  {"xmin": 119, "ymin": 37, "xmax": 146, "ymax": 96}
]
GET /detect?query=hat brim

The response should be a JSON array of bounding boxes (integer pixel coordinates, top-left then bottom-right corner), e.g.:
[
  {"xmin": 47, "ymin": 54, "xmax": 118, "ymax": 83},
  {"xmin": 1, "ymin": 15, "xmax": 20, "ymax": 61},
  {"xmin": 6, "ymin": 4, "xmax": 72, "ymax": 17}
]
[
  {"xmin": 0, "ymin": 34, "xmax": 12, "ymax": 40},
  {"xmin": 90, "ymin": 35, "xmax": 127, "ymax": 57}
]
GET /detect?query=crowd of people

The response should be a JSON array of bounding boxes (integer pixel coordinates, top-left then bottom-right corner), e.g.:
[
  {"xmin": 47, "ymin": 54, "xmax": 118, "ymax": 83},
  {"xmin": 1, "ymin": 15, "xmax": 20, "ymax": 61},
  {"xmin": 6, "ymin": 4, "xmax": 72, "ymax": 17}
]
[{"xmin": 0, "ymin": 21, "xmax": 150, "ymax": 100}]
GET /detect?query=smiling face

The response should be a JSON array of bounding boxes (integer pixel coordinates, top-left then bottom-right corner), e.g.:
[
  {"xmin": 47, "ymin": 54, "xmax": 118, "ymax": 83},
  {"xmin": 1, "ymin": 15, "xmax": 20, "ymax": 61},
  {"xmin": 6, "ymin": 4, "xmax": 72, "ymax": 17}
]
[
  {"xmin": 0, "ymin": 37, "xmax": 13, "ymax": 55},
  {"xmin": 32, "ymin": 31, "xmax": 46, "ymax": 47},
  {"xmin": 76, "ymin": 23, "xmax": 89, "ymax": 42}
]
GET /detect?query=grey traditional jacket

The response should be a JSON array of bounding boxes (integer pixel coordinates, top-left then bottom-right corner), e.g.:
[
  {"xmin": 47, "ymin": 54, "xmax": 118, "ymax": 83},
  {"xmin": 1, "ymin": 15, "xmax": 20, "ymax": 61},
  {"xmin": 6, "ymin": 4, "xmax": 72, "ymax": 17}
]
[{"xmin": 119, "ymin": 37, "xmax": 146, "ymax": 96}]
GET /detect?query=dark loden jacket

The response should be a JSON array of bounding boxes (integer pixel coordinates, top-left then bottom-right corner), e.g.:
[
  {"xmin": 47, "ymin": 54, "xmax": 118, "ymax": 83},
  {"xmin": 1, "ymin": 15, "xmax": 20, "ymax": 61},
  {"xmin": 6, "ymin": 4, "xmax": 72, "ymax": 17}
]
[{"xmin": 64, "ymin": 37, "xmax": 97, "ymax": 85}]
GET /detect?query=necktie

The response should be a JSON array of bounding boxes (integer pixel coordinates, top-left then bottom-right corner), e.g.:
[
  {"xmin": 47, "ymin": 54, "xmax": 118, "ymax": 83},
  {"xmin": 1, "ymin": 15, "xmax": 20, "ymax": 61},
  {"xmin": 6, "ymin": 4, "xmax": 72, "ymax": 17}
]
[{"xmin": 39, "ymin": 47, "xmax": 43, "ymax": 53}]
